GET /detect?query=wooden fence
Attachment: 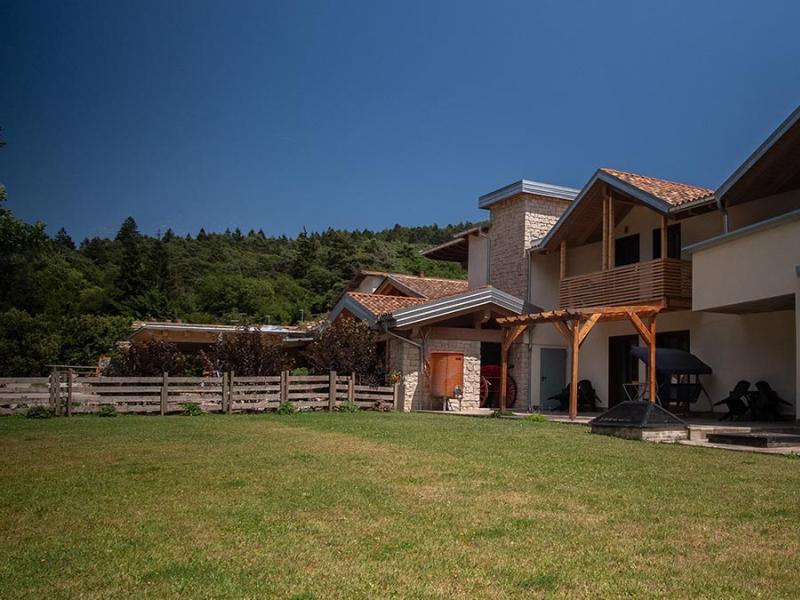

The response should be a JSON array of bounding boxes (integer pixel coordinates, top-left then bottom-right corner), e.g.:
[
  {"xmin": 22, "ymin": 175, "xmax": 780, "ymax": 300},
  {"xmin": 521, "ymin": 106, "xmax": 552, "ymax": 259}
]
[{"xmin": 0, "ymin": 371, "xmax": 400, "ymax": 416}]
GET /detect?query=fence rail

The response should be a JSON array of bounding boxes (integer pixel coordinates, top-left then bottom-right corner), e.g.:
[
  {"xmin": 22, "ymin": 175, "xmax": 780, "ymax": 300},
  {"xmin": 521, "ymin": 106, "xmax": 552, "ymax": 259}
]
[{"xmin": 0, "ymin": 371, "xmax": 399, "ymax": 416}]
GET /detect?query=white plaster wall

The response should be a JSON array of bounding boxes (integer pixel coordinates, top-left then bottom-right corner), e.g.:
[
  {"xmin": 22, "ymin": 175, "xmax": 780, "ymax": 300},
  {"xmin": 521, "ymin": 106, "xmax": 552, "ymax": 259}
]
[
  {"xmin": 467, "ymin": 234, "xmax": 489, "ymax": 289},
  {"xmin": 691, "ymin": 217, "xmax": 800, "ymax": 311},
  {"xmin": 575, "ymin": 309, "xmax": 796, "ymax": 415}
]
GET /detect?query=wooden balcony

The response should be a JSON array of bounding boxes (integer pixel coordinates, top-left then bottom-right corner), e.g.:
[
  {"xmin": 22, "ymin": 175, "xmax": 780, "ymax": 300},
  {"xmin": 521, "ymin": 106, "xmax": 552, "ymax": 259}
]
[{"xmin": 559, "ymin": 258, "xmax": 692, "ymax": 310}]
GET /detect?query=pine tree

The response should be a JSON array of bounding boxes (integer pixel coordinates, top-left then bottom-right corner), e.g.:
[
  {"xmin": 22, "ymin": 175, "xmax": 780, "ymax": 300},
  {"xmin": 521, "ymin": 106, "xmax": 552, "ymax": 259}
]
[
  {"xmin": 54, "ymin": 227, "xmax": 76, "ymax": 250},
  {"xmin": 114, "ymin": 217, "xmax": 146, "ymax": 304}
]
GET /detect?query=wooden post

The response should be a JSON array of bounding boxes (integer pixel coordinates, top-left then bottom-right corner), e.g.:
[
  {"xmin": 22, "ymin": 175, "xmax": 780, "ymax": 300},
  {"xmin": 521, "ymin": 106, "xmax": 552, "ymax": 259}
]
[
  {"xmin": 499, "ymin": 349, "xmax": 508, "ymax": 412},
  {"xmin": 607, "ymin": 193, "xmax": 615, "ymax": 268},
  {"xmin": 328, "ymin": 371, "xmax": 336, "ymax": 411},
  {"xmin": 392, "ymin": 382, "xmax": 401, "ymax": 411},
  {"xmin": 348, "ymin": 373, "xmax": 355, "ymax": 403},
  {"xmin": 160, "ymin": 372, "xmax": 169, "ymax": 416},
  {"xmin": 570, "ymin": 321, "xmax": 580, "ymax": 419},
  {"xmin": 228, "ymin": 371, "xmax": 234, "ymax": 414},
  {"xmin": 559, "ymin": 241, "xmax": 567, "ymax": 280},
  {"xmin": 602, "ymin": 194, "xmax": 609, "ymax": 271},
  {"xmin": 49, "ymin": 369, "xmax": 57, "ymax": 414},
  {"xmin": 280, "ymin": 371, "xmax": 289, "ymax": 404},
  {"xmin": 66, "ymin": 369, "xmax": 74, "ymax": 417},
  {"xmin": 649, "ymin": 316, "xmax": 658, "ymax": 404},
  {"xmin": 221, "ymin": 372, "xmax": 229, "ymax": 413},
  {"xmin": 660, "ymin": 215, "xmax": 668, "ymax": 259}
]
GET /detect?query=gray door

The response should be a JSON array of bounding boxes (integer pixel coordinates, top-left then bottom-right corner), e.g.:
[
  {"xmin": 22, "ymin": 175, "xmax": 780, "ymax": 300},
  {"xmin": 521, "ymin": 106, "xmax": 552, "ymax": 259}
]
[{"xmin": 539, "ymin": 348, "xmax": 567, "ymax": 410}]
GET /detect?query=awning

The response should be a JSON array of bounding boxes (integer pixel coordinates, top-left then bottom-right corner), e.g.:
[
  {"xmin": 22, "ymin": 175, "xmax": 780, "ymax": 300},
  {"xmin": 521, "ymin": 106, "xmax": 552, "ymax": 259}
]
[{"xmin": 630, "ymin": 347, "xmax": 712, "ymax": 375}]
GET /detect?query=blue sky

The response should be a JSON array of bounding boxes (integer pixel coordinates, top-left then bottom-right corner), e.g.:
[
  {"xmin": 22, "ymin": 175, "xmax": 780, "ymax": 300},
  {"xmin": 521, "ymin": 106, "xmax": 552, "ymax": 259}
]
[{"xmin": 1, "ymin": 1, "xmax": 799, "ymax": 240}]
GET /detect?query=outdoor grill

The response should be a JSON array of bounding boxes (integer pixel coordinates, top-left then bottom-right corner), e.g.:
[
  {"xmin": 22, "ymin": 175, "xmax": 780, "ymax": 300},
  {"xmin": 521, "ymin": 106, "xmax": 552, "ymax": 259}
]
[{"xmin": 589, "ymin": 400, "xmax": 688, "ymax": 442}]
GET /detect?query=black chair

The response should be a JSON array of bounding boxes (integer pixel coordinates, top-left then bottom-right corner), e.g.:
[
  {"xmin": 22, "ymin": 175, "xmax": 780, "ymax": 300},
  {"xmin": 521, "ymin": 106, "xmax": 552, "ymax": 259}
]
[
  {"xmin": 578, "ymin": 379, "xmax": 599, "ymax": 411},
  {"xmin": 751, "ymin": 380, "xmax": 792, "ymax": 421},
  {"xmin": 714, "ymin": 380, "xmax": 751, "ymax": 421},
  {"xmin": 549, "ymin": 386, "xmax": 570, "ymax": 411}
]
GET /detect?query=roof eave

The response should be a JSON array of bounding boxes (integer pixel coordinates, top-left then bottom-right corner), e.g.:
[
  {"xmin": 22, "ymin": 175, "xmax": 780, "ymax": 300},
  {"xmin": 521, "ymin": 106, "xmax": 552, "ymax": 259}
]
[{"xmin": 478, "ymin": 179, "xmax": 579, "ymax": 209}]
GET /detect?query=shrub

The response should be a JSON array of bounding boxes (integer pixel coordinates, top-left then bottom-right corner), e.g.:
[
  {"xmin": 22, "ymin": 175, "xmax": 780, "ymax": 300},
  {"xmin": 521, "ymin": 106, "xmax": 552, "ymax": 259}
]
[
  {"xmin": 337, "ymin": 400, "xmax": 359, "ymax": 413},
  {"xmin": 304, "ymin": 319, "xmax": 386, "ymax": 385},
  {"xmin": 291, "ymin": 367, "xmax": 310, "ymax": 376},
  {"xmin": 98, "ymin": 404, "xmax": 117, "ymax": 417},
  {"xmin": 182, "ymin": 402, "xmax": 202, "ymax": 416},
  {"xmin": 277, "ymin": 401, "xmax": 297, "ymax": 415},
  {"xmin": 25, "ymin": 405, "xmax": 52, "ymax": 419},
  {"xmin": 110, "ymin": 339, "xmax": 186, "ymax": 376},
  {"xmin": 490, "ymin": 409, "xmax": 515, "ymax": 418},
  {"xmin": 203, "ymin": 328, "xmax": 294, "ymax": 376},
  {"xmin": 524, "ymin": 413, "xmax": 548, "ymax": 423}
]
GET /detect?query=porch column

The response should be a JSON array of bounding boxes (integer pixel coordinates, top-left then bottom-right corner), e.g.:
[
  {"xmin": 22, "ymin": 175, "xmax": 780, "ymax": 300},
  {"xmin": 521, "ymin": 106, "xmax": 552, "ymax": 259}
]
[
  {"xmin": 602, "ymin": 195, "xmax": 609, "ymax": 271},
  {"xmin": 649, "ymin": 315, "xmax": 657, "ymax": 403},
  {"xmin": 560, "ymin": 241, "xmax": 566, "ymax": 280},
  {"xmin": 607, "ymin": 192, "xmax": 615, "ymax": 268},
  {"xmin": 500, "ymin": 325, "xmax": 527, "ymax": 411},
  {"xmin": 660, "ymin": 215, "xmax": 668, "ymax": 259},
  {"xmin": 570, "ymin": 321, "xmax": 580, "ymax": 419}
]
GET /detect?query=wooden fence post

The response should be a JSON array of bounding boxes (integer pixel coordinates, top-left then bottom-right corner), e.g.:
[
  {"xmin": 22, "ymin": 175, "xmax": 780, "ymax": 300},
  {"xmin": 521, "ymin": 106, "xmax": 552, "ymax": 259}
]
[
  {"xmin": 221, "ymin": 372, "xmax": 228, "ymax": 413},
  {"xmin": 49, "ymin": 369, "xmax": 57, "ymax": 414},
  {"xmin": 228, "ymin": 371, "xmax": 234, "ymax": 414},
  {"xmin": 328, "ymin": 371, "xmax": 336, "ymax": 411},
  {"xmin": 348, "ymin": 373, "xmax": 355, "ymax": 403},
  {"xmin": 392, "ymin": 382, "xmax": 401, "ymax": 411},
  {"xmin": 160, "ymin": 372, "xmax": 169, "ymax": 416},
  {"xmin": 66, "ymin": 369, "xmax": 74, "ymax": 417},
  {"xmin": 280, "ymin": 371, "xmax": 289, "ymax": 404}
]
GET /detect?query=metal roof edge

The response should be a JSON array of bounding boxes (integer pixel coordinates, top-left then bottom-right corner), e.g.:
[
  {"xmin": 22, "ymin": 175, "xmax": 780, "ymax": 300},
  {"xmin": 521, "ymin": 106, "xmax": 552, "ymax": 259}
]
[
  {"xmin": 327, "ymin": 295, "xmax": 378, "ymax": 324},
  {"xmin": 478, "ymin": 179, "xmax": 579, "ymax": 209},
  {"xmin": 683, "ymin": 206, "xmax": 800, "ymax": 254},
  {"xmin": 388, "ymin": 287, "xmax": 525, "ymax": 328}
]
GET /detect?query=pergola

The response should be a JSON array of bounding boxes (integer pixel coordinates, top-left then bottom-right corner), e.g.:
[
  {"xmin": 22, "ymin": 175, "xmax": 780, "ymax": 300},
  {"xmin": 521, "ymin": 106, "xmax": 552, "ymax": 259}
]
[{"xmin": 496, "ymin": 304, "xmax": 663, "ymax": 419}]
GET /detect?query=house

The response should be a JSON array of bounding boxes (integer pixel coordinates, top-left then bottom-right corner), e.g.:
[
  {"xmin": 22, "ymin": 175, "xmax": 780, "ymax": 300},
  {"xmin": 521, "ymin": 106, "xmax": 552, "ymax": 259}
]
[{"xmin": 331, "ymin": 105, "xmax": 800, "ymax": 420}]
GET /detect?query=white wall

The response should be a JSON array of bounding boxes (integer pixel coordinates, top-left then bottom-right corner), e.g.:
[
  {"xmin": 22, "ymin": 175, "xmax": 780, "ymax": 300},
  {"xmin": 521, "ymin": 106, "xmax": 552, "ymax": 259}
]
[{"xmin": 467, "ymin": 234, "xmax": 489, "ymax": 289}]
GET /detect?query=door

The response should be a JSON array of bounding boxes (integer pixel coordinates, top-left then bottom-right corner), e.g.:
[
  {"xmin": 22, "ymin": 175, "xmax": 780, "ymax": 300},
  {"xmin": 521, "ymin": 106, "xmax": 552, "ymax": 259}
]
[
  {"xmin": 539, "ymin": 348, "xmax": 567, "ymax": 410},
  {"xmin": 615, "ymin": 234, "xmax": 640, "ymax": 267},
  {"xmin": 608, "ymin": 334, "xmax": 640, "ymax": 407}
]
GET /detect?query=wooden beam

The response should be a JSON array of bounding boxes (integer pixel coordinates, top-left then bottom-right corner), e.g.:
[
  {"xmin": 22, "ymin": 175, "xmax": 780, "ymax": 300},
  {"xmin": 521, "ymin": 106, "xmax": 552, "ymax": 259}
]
[
  {"xmin": 608, "ymin": 192, "xmax": 615, "ymax": 268},
  {"xmin": 601, "ymin": 194, "xmax": 609, "ymax": 271},
  {"xmin": 577, "ymin": 313, "xmax": 601, "ymax": 346},
  {"xmin": 569, "ymin": 321, "xmax": 580, "ymax": 419},
  {"xmin": 660, "ymin": 215, "xmax": 668, "ymax": 259},
  {"xmin": 560, "ymin": 240, "xmax": 566, "ymax": 280},
  {"xmin": 502, "ymin": 324, "xmax": 527, "ymax": 352},
  {"xmin": 552, "ymin": 320, "xmax": 573, "ymax": 344},
  {"xmin": 427, "ymin": 326, "xmax": 503, "ymax": 343},
  {"xmin": 649, "ymin": 315, "xmax": 658, "ymax": 404},
  {"xmin": 500, "ymin": 324, "xmax": 527, "ymax": 411},
  {"xmin": 627, "ymin": 310, "xmax": 652, "ymax": 346}
]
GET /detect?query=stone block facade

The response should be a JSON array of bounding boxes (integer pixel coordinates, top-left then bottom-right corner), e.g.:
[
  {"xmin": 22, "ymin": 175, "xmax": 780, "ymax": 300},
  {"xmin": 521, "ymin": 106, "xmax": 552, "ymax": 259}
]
[
  {"xmin": 488, "ymin": 193, "xmax": 570, "ymax": 299},
  {"xmin": 388, "ymin": 337, "xmax": 481, "ymax": 412}
]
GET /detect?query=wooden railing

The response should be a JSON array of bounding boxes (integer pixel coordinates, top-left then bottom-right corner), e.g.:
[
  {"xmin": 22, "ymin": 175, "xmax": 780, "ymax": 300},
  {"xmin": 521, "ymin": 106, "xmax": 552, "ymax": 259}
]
[
  {"xmin": 559, "ymin": 258, "xmax": 692, "ymax": 309},
  {"xmin": 0, "ymin": 372, "xmax": 400, "ymax": 416}
]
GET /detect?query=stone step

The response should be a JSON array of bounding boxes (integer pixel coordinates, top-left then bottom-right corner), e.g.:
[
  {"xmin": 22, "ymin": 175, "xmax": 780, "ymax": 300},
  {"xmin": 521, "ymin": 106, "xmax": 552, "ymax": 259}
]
[{"xmin": 706, "ymin": 432, "xmax": 800, "ymax": 448}]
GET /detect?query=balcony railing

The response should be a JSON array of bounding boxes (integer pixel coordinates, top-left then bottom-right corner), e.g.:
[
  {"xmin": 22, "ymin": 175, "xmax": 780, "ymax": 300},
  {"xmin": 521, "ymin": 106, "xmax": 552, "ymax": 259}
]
[{"xmin": 559, "ymin": 258, "xmax": 692, "ymax": 309}]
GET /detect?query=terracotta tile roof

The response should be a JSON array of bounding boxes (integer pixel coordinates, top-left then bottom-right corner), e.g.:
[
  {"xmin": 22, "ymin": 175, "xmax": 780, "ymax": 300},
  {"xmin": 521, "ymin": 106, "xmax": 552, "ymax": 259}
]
[
  {"xmin": 345, "ymin": 292, "xmax": 429, "ymax": 316},
  {"xmin": 600, "ymin": 168, "xmax": 714, "ymax": 206},
  {"xmin": 386, "ymin": 274, "xmax": 469, "ymax": 299}
]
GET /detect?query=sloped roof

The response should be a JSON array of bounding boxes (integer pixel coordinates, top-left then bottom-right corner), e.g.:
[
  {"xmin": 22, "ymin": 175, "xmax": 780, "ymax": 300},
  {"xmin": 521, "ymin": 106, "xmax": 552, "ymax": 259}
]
[
  {"xmin": 383, "ymin": 274, "xmax": 469, "ymax": 299},
  {"xmin": 343, "ymin": 292, "xmax": 428, "ymax": 316},
  {"xmin": 600, "ymin": 168, "xmax": 714, "ymax": 207}
]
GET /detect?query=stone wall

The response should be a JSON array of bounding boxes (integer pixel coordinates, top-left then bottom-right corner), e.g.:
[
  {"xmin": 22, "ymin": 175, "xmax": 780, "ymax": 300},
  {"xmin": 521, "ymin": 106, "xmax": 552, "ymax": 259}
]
[
  {"xmin": 388, "ymin": 336, "xmax": 481, "ymax": 411},
  {"xmin": 488, "ymin": 193, "xmax": 570, "ymax": 299}
]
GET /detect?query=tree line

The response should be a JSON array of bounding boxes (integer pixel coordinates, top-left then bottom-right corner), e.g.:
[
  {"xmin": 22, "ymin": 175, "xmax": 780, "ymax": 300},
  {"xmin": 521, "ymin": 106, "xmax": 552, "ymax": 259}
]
[{"xmin": 0, "ymin": 193, "xmax": 471, "ymax": 375}]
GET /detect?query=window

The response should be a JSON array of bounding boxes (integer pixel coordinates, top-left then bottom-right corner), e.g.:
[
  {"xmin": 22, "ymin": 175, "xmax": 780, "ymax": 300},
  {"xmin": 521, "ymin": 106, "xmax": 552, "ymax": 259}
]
[{"xmin": 652, "ymin": 223, "xmax": 681, "ymax": 259}]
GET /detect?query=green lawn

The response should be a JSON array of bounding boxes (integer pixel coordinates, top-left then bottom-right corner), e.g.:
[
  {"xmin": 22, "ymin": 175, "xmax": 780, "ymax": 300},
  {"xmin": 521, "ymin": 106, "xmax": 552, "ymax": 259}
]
[{"xmin": 1, "ymin": 413, "xmax": 799, "ymax": 599}]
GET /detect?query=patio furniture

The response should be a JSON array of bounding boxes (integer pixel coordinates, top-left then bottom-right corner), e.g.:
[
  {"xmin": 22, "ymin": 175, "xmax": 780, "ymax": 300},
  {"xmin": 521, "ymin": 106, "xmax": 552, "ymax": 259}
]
[
  {"xmin": 548, "ymin": 380, "xmax": 599, "ymax": 412},
  {"xmin": 630, "ymin": 347, "xmax": 713, "ymax": 411},
  {"xmin": 750, "ymin": 380, "xmax": 792, "ymax": 421},
  {"xmin": 714, "ymin": 380, "xmax": 752, "ymax": 421}
]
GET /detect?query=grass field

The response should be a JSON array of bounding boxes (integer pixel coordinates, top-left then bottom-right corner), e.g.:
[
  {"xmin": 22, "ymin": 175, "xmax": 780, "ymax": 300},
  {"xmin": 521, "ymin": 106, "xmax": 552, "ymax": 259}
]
[{"xmin": 1, "ymin": 412, "xmax": 799, "ymax": 599}]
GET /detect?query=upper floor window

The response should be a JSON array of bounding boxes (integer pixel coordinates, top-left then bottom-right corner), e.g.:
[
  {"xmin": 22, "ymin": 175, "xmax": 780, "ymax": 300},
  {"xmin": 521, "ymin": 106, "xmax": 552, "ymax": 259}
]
[
  {"xmin": 652, "ymin": 223, "xmax": 681, "ymax": 259},
  {"xmin": 615, "ymin": 234, "xmax": 640, "ymax": 267}
]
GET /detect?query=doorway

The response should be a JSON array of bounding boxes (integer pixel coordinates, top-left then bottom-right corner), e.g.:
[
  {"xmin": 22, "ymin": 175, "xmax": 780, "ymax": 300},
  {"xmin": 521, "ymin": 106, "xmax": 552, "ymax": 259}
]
[
  {"xmin": 539, "ymin": 347, "xmax": 567, "ymax": 410},
  {"xmin": 608, "ymin": 334, "xmax": 640, "ymax": 407},
  {"xmin": 615, "ymin": 234, "xmax": 640, "ymax": 267}
]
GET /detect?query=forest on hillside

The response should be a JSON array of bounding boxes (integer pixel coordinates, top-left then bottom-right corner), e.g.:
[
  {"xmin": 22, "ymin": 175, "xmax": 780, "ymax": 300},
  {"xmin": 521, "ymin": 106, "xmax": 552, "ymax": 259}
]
[{"xmin": 0, "ymin": 191, "xmax": 472, "ymax": 375}]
